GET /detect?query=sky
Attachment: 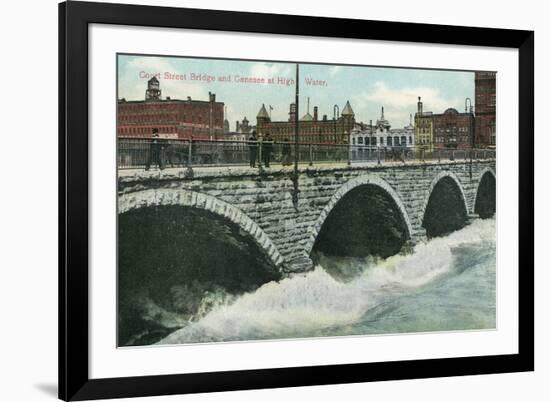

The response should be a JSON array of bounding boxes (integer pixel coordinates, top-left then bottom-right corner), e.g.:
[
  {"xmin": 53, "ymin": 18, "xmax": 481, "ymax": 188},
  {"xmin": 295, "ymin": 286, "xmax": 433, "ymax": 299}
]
[{"xmin": 118, "ymin": 54, "xmax": 475, "ymax": 129}]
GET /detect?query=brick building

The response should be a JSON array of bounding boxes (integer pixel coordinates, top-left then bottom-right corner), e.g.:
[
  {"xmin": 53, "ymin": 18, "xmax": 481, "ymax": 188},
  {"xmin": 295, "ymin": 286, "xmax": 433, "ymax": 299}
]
[
  {"xmin": 415, "ymin": 97, "xmax": 475, "ymax": 151},
  {"xmin": 255, "ymin": 100, "xmax": 356, "ymax": 144},
  {"xmin": 432, "ymin": 107, "xmax": 475, "ymax": 150},
  {"xmin": 475, "ymin": 72, "xmax": 496, "ymax": 147},
  {"xmin": 117, "ymin": 77, "xmax": 225, "ymax": 140}
]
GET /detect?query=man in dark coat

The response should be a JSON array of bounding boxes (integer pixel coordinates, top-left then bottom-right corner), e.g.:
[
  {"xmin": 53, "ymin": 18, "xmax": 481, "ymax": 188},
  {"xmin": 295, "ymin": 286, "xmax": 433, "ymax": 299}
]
[
  {"xmin": 248, "ymin": 130, "xmax": 258, "ymax": 168},
  {"xmin": 262, "ymin": 132, "xmax": 274, "ymax": 168},
  {"xmin": 145, "ymin": 129, "xmax": 164, "ymax": 170}
]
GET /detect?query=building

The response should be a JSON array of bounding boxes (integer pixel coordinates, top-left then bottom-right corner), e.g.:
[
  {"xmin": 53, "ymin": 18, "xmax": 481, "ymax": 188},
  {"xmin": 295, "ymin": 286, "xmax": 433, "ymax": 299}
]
[
  {"xmin": 415, "ymin": 97, "xmax": 434, "ymax": 153},
  {"xmin": 432, "ymin": 107, "xmax": 475, "ymax": 149},
  {"xmin": 350, "ymin": 107, "xmax": 414, "ymax": 149},
  {"xmin": 255, "ymin": 100, "xmax": 356, "ymax": 144},
  {"xmin": 415, "ymin": 97, "xmax": 476, "ymax": 152},
  {"xmin": 117, "ymin": 77, "xmax": 225, "ymax": 140},
  {"xmin": 475, "ymin": 71, "xmax": 496, "ymax": 148},
  {"xmin": 224, "ymin": 117, "xmax": 254, "ymax": 142}
]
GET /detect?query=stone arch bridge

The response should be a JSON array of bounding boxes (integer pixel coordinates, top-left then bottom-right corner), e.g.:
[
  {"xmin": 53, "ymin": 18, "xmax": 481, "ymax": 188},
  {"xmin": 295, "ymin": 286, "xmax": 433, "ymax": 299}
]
[{"xmin": 118, "ymin": 160, "xmax": 496, "ymax": 274}]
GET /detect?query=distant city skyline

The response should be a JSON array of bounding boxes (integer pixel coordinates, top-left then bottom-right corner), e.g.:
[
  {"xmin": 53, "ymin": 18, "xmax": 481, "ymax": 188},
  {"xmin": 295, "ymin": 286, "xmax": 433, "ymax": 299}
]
[{"xmin": 118, "ymin": 54, "xmax": 475, "ymax": 129}]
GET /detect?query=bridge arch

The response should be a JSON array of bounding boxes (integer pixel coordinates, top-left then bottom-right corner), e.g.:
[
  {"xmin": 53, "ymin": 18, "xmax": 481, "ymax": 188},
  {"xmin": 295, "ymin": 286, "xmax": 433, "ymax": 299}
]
[
  {"xmin": 119, "ymin": 188, "xmax": 284, "ymax": 268},
  {"xmin": 421, "ymin": 171, "xmax": 469, "ymax": 218},
  {"xmin": 421, "ymin": 171, "xmax": 469, "ymax": 238},
  {"xmin": 473, "ymin": 167, "xmax": 496, "ymax": 218},
  {"xmin": 304, "ymin": 175, "xmax": 413, "ymax": 256}
]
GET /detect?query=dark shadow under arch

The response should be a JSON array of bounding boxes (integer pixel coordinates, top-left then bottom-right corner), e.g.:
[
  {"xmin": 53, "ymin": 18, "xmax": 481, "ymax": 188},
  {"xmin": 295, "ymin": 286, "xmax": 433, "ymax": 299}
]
[
  {"xmin": 475, "ymin": 172, "xmax": 496, "ymax": 219},
  {"xmin": 118, "ymin": 205, "xmax": 281, "ymax": 346},
  {"xmin": 311, "ymin": 184, "xmax": 410, "ymax": 260},
  {"xmin": 422, "ymin": 176, "xmax": 468, "ymax": 238}
]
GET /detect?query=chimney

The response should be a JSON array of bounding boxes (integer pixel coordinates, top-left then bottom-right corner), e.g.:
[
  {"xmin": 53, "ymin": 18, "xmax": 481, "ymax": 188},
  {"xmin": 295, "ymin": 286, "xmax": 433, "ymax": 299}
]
[
  {"xmin": 209, "ymin": 92, "xmax": 216, "ymax": 102},
  {"xmin": 323, "ymin": 114, "xmax": 327, "ymax": 121},
  {"xmin": 313, "ymin": 106, "xmax": 318, "ymax": 121},
  {"xmin": 236, "ymin": 121, "xmax": 240, "ymax": 132},
  {"xmin": 417, "ymin": 96, "xmax": 423, "ymax": 114},
  {"xmin": 288, "ymin": 102, "xmax": 297, "ymax": 122}
]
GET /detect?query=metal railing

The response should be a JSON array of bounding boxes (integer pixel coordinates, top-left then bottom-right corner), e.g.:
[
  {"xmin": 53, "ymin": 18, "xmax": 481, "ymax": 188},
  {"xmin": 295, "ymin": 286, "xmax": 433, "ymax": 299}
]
[{"xmin": 117, "ymin": 137, "xmax": 496, "ymax": 170}]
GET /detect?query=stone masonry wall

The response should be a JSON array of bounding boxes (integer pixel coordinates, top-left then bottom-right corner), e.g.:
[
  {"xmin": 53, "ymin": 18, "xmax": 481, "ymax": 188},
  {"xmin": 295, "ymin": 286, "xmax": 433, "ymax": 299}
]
[{"xmin": 118, "ymin": 160, "xmax": 496, "ymax": 274}]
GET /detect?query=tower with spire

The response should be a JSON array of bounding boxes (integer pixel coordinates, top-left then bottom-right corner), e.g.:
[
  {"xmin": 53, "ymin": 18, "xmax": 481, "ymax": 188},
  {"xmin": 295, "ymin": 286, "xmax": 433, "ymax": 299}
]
[
  {"xmin": 255, "ymin": 104, "xmax": 271, "ymax": 136},
  {"xmin": 341, "ymin": 100, "xmax": 355, "ymax": 119},
  {"xmin": 376, "ymin": 106, "xmax": 391, "ymax": 130}
]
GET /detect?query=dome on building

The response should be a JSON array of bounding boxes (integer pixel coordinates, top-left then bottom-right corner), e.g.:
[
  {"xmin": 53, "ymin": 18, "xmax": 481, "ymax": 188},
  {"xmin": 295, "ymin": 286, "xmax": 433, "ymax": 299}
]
[{"xmin": 444, "ymin": 108, "xmax": 459, "ymax": 114}]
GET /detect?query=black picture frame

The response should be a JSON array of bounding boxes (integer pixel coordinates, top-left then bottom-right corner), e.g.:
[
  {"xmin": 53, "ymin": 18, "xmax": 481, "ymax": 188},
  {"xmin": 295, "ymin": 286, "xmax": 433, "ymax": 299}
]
[{"xmin": 59, "ymin": 1, "xmax": 534, "ymax": 400}]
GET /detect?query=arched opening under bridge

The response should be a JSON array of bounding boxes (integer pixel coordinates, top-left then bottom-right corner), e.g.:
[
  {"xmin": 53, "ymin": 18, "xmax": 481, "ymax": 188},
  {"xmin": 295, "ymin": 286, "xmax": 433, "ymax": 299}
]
[
  {"xmin": 474, "ymin": 171, "xmax": 496, "ymax": 219},
  {"xmin": 422, "ymin": 175, "xmax": 468, "ymax": 238},
  {"xmin": 118, "ymin": 203, "xmax": 281, "ymax": 346}
]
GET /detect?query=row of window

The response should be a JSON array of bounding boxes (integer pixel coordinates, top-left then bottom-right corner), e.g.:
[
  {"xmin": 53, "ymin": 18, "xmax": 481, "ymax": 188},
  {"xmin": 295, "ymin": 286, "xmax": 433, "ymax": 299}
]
[
  {"xmin": 434, "ymin": 136, "xmax": 471, "ymax": 144},
  {"xmin": 118, "ymin": 126, "xmax": 176, "ymax": 135},
  {"xmin": 352, "ymin": 136, "xmax": 413, "ymax": 146},
  {"xmin": 265, "ymin": 126, "xmax": 351, "ymax": 135},
  {"xmin": 435, "ymin": 127, "xmax": 470, "ymax": 133},
  {"xmin": 118, "ymin": 114, "xmax": 178, "ymax": 123},
  {"xmin": 118, "ymin": 126, "xmax": 222, "ymax": 135}
]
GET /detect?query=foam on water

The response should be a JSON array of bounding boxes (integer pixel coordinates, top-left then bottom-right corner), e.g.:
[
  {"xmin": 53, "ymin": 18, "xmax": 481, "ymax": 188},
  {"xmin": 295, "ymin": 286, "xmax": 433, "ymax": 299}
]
[{"xmin": 156, "ymin": 218, "xmax": 496, "ymax": 345}]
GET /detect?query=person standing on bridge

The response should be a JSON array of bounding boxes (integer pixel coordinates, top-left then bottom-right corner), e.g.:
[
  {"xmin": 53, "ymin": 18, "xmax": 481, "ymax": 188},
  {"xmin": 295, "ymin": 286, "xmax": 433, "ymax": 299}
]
[
  {"xmin": 281, "ymin": 138, "xmax": 292, "ymax": 166},
  {"xmin": 145, "ymin": 129, "xmax": 165, "ymax": 171},
  {"xmin": 248, "ymin": 130, "xmax": 258, "ymax": 168},
  {"xmin": 262, "ymin": 132, "xmax": 274, "ymax": 168}
]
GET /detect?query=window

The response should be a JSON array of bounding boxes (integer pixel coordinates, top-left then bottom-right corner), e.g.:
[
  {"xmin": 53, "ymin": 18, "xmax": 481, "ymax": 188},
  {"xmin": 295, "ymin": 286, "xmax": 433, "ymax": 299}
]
[
  {"xmin": 387, "ymin": 136, "xmax": 392, "ymax": 146},
  {"xmin": 358, "ymin": 137, "xmax": 363, "ymax": 144},
  {"xmin": 409, "ymin": 136, "xmax": 412, "ymax": 144}
]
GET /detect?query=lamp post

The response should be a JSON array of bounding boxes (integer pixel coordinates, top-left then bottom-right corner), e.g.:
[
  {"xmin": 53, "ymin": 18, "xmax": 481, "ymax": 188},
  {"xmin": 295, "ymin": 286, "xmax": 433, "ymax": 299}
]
[
  {"xmin": 333, "ymin": 104, "xmax": 339, "ymax": 144},
  {"xmin": 465, "ymin": 97, "xmax": 474, "ymax": 178},
  {"xmin": 344, "ymin": 130, "xmax": 351, "ymax": 166}
]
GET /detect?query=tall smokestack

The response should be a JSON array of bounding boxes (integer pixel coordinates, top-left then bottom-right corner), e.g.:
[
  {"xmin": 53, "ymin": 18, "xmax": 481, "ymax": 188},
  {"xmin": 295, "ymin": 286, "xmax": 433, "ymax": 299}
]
[{"xmin": 313, "ymin": 106, "xmax": 318, "ymax": 121}]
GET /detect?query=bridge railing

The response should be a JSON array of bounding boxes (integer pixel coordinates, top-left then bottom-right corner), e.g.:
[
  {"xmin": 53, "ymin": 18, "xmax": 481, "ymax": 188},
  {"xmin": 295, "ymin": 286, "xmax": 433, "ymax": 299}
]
[{"xmin": 117, "ymin": 137, "xmax": 496, "ymax": 169}]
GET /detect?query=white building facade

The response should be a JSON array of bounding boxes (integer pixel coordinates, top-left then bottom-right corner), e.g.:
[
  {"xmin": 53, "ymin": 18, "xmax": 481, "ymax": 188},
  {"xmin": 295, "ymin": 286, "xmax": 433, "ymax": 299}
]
[{"xmin": 351, "ymin": 107, "xmax": 415, "ymax": 149}]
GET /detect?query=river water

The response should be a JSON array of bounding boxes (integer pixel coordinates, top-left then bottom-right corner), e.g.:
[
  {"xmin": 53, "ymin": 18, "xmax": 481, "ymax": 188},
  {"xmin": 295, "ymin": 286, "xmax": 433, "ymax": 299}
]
[{"xmin": 156, "ymin": 218, "xmax": 496, "ymax": 345}]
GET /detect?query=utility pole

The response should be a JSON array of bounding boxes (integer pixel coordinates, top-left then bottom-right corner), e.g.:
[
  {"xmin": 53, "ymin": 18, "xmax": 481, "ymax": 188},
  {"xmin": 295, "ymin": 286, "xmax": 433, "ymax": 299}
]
[
  {"xmin": 292, "ymin": 64, "xmax": 300, "ymax": 209},
  {"xmin": 466, "ymin": 97, "xmax": 474, "ymax": 179}
]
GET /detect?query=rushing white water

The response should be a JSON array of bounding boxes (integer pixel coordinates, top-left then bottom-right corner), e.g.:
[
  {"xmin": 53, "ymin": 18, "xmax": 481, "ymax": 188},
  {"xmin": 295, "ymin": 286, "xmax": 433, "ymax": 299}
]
[{"xmin": 157, "ymin": 218, "xmax": 496, "ymax": 345}]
